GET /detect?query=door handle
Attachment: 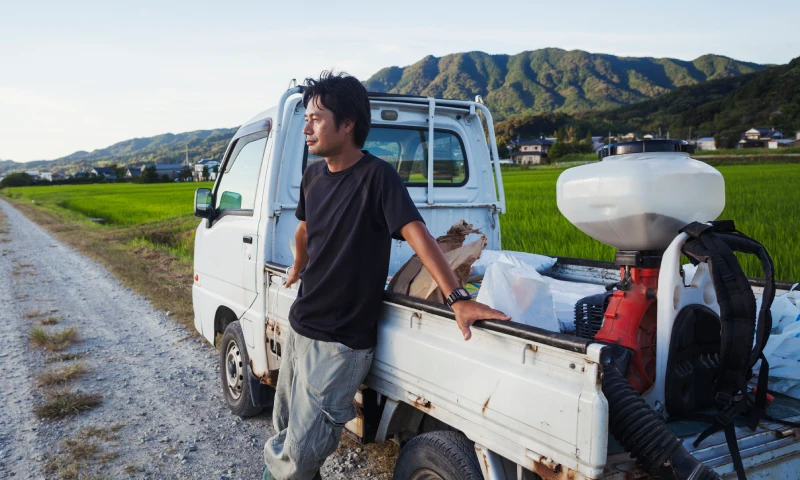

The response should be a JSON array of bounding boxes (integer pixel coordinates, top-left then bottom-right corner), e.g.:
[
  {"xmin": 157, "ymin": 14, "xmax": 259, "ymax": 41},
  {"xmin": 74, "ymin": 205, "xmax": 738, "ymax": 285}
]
[{"xmin": 243, "ymin": 236, "xmax": 253, "ymax": 244}]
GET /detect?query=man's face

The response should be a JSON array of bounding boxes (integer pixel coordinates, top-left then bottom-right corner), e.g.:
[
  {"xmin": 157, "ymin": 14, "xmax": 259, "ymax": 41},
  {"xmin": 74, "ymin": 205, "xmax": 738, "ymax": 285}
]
[{"xmin": 302, "ymin": 96, "xmax": 353, "ymax": 157}]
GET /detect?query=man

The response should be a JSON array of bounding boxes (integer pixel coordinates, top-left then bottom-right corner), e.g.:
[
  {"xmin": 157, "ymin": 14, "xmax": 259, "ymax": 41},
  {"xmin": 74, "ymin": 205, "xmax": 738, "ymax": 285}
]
[{"xmin": 263, "ymin": 71, "xmax": 510, "ymax": 480}]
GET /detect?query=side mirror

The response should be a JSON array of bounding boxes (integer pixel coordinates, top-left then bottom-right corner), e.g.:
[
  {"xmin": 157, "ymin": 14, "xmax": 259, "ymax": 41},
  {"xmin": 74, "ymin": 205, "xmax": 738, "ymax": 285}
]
[{"xmin": 194, "ymin": 188, "xmax": 213, "ymax": 218}]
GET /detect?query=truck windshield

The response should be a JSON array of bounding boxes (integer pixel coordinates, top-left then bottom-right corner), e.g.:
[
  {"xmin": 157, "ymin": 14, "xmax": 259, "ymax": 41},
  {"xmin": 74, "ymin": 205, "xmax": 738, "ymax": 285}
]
[{"xmin": 305, "ymin": 126, "xmax": 468, "ymax": 186}]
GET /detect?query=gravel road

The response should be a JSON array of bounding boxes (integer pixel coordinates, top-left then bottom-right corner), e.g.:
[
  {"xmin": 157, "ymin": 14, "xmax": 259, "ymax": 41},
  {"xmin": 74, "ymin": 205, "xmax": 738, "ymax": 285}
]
[{"xmin": 0, "ymin": 199, "xmax": 386, "ymax": 480}]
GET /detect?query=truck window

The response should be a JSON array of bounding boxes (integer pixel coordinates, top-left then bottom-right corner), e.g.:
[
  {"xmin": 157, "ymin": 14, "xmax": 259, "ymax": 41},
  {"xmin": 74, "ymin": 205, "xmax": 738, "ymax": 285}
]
[
  {"xmin": 216, "ymin": 132, "xmax": 268, "ymax": 212},
  {"xmin": 304, "ymin": 126, "xmax": 468, "ymax": 186}
]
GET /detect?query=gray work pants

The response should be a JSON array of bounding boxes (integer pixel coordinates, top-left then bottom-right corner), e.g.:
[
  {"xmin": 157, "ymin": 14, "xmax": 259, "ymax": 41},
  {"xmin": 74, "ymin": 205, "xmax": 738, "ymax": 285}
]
[{"xmin": 263, "ymin": 330, "xmax": 374, "ymax": 480}]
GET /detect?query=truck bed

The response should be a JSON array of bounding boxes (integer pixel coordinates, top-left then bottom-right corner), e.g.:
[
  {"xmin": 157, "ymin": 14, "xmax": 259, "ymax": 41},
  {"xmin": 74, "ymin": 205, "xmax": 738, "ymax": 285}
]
[{"xmin": 265, "ymin": 261, "xmax": 800, "ymax": 479}]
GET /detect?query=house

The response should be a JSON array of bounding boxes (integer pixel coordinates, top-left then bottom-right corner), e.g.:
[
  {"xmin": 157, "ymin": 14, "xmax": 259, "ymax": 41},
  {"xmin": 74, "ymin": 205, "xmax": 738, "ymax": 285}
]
[
  {"xmin": 740, "ymin": 127, "xmax": 783, "ymax": 148},
  {"xmin": 592, "ymin": 136, "xmax": 604, "ymax": 151},
  {"xmin": 193, "ymin": 158, "xmax": 220, "ymax": 181},
  {"xmin": 145, "ymin": 163, "xmax": 185, "ymax": 180},
  {"xmin": 91, "ymin": 167, "xmax": 116, "ymax": 179},
  {"xmin": 25, "ymin": 170, "xmax": 40, "ymax": 179},
  {"xmin": 768, "ymin": 139, "xmax": 794, "ymax": 149},
  {"xmin": 696, "ymin": 137, "xmax": 716, "ymax": 151},
  {"xmin": 40, "ymin": 171, "xmax": 54, "ymax": 182},
  {"xmin": 509, "ymin": 138, "xmax": 555, "ymax": 165},
  {"xmin": 796, "ymin": 130, "xmax": 800, "ymax": 141},
  {"xmin": 125, "ymin": 167, "xmax": 142, "ymax": 178}
]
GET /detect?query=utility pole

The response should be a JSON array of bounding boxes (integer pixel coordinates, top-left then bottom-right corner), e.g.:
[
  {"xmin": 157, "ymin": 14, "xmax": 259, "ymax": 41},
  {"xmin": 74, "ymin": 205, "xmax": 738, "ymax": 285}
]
[{"xmin": 185, "ymin": 146, "xmax": 189, "ymax": 166}]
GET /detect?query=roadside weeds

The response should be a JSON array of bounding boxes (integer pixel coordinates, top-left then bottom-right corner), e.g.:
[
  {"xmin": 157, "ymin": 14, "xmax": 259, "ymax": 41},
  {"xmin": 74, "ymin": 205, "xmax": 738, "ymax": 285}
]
[
  {"xmin": 28, "ymin": 325, "xmax": 80, "ymax": 351},
  {"xmin": 44, "ymin": 424, "xmax": 124, "ymax": 479}
]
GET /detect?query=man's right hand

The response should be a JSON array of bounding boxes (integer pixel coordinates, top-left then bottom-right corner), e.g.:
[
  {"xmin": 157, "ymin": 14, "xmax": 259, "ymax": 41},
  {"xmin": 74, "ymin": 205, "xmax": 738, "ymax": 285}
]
[{"xmin": 284, "ymin": 266, "xmax": 300, "ymax": 288}]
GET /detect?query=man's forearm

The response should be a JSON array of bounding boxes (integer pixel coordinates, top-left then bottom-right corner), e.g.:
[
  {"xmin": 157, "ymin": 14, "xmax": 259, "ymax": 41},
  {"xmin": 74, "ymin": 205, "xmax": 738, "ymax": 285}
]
[
  {"xmin": 293, "ymin": 222, "xmax": 309, "ymax": 271},
  {"xmin": 401, "ymin": 221, "xmax": 459, "ymax": 296}
]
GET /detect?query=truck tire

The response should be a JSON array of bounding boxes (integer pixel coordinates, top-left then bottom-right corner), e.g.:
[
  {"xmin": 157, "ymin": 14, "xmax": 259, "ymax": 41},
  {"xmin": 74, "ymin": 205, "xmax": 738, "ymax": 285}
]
[
  {"xmin": 220, "ymin": 321, "xmax": 262, "ymax": 417},
  {"xmin": 392, "ymin": 431, "xmax": 483, "ymax": 480}
]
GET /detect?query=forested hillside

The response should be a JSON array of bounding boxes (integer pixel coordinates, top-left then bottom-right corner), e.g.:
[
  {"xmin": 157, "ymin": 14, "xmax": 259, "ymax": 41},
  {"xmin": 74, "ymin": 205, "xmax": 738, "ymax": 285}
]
[
  {"xmin": 495, "ymin": 56, "xmax": 800, "ymax": 150},
  {"xmin": 365, "ymin": 48, "xmax": 764, "ymax": 120}
]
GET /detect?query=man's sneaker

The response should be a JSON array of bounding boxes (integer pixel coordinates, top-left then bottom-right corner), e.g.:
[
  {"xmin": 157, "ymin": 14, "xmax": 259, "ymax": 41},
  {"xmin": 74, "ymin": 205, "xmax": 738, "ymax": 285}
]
[
  {"xmin": 262, "ymin": 465, "xmax": 322, "ymax": 479},
  {"xmin": 262, "ymin": 465, "xmax": 277, "ymax": 480}
]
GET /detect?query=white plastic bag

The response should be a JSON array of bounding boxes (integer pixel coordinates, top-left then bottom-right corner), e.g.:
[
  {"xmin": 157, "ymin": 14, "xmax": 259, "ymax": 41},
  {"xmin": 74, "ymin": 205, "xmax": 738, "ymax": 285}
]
[
  {"xmin": 757, "ymin": 284, "xmax": 799, "ymax": 334},
  {"xmin": 471, "ymin": 250, "xmax": 556, "ymax": 277},
  {"xmin": 475, "ymin": 253, "xmax": 560, "ymax": 332},
  {"xmin": 753, "ymin": 286, "xmax": 800, "ymax": 398}
]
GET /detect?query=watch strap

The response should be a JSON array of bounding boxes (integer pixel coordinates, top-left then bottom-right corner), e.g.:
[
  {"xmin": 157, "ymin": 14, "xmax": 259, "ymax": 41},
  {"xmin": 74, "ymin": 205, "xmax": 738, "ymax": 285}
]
[{"xmin": 446, "ymin": 287, "xmax": 471, "ymax": 307}]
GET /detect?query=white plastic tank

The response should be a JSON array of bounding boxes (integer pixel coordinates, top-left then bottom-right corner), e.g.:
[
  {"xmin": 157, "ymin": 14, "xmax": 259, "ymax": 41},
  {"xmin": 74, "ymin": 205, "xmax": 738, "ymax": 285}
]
[{"xmin": 556, "ymin": 140, "xmax": 725, "ymax": 251}]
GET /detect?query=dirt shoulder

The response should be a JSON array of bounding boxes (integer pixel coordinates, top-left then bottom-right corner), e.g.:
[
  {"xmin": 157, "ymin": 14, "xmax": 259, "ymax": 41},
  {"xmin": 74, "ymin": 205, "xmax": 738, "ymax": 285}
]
[{"xmin": 0, "ymin": 199, "xmax": 397, "ymax": 479}]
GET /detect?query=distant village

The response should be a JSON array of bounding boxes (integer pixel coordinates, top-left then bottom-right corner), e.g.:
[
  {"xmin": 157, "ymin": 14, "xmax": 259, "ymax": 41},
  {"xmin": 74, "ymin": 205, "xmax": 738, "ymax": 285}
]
[
  {"xmin": 0, "ymin": 158, "xmax": 221, "ymax": 185},
  {"xmin": 3, "ymin": 126, "xmax": 800, "ymax": 185},
  {"xmin": 506, "ymin": 127, "xmax": 800, "ymax": 165}
]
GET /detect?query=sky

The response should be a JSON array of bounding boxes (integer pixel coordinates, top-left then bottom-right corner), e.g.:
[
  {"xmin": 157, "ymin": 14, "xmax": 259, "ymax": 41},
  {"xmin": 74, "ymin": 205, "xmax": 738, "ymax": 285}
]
[{"xmin": 2, "ymin": 0, "xmax": 799, "ymax": 163}]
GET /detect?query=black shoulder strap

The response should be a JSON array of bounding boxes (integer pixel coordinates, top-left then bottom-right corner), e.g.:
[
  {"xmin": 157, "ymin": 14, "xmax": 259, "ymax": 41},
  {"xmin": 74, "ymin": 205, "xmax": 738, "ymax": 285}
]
[{"xmin": 680, "ymin": 221, "xmax": 776, "ymax": 480}]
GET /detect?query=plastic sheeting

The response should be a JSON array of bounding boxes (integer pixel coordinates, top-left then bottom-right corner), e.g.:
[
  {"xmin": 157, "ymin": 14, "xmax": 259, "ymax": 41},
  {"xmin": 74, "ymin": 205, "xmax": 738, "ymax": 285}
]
[
  {"xmin": 754, "ymin": 286, "xmax": 800, "ymax": 399},
  {"xmin": 475, "ymin": 253, "xmax": 560, "ymax": 332},
  {"xmin": 471, "ymin": 250, "xmax": 556, "ymax": 277}
]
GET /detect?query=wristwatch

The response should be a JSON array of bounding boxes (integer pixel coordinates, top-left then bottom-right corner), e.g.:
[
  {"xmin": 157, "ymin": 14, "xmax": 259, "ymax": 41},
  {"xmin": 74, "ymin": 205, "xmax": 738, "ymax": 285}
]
[{"xmin": 446, "ymin": 287, "xmax": 471, "ymax": 307}]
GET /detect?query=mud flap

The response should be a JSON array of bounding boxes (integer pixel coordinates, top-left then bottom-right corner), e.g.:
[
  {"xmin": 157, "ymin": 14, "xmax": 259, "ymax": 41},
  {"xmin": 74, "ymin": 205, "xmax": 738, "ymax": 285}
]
[{"xmin": 247, "ymin": 365, "xmax": 275, "ymax": 407}]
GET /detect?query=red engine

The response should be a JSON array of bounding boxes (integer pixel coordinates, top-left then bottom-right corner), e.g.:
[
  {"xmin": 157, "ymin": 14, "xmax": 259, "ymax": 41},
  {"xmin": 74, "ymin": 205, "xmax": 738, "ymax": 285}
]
[{"xmin": 594, "ymin": 266, "xmax": 659, "ymax": 393}]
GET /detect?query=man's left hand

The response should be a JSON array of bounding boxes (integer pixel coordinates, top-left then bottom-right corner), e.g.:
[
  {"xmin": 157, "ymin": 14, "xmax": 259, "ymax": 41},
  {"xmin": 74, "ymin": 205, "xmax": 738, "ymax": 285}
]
[{"xmin": 451, "ymin": 301, "xmax": 510, "ymax": 341}]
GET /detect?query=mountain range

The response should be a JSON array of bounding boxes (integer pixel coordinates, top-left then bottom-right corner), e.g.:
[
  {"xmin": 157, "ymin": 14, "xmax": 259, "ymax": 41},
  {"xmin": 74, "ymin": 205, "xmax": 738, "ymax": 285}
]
[
  {"xmin": 364, "ymin": 48, "xmax": 764, "ymax": 120},
  {"xmin": 494, "ymin": 55, "xmax": 800, "ymax": 150},
  {"xmin": 0, "ymin": 48, "xmax": 775, "ymax": 175},
  {"xmin": 0, "ymin": 128, "xmax": 237, "ymax": 175}
]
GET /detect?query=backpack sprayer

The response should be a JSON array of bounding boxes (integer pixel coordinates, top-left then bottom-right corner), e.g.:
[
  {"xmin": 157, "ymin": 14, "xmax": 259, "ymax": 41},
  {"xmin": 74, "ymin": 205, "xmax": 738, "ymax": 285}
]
[{"xmin": 557, "ymin": 140, "xmax": 775, "ymax": 480}]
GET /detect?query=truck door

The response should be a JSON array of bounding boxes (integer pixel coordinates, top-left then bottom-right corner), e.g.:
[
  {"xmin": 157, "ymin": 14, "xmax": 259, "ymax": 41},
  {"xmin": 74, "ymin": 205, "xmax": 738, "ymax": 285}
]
[{"xmin": 195, "ymin": 131, "xmax": 269, "ymax": 312}]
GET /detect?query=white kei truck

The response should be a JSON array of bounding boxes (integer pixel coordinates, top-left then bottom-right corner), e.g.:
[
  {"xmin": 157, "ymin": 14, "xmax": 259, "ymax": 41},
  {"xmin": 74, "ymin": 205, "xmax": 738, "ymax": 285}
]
[{"xmin": 191, "ymin": 86, "xmax": 800, "ymax": 479}]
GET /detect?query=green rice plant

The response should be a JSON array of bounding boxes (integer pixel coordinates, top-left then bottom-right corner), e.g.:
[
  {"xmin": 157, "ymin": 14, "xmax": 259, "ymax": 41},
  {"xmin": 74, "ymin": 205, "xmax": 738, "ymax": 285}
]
[
  {"xmin": 499, "ymin": 164, "xmax": 800, "ymax": 281},
  {"xmin": 4, "ymin": 165, "xmax": 798, "ymax": 281}
]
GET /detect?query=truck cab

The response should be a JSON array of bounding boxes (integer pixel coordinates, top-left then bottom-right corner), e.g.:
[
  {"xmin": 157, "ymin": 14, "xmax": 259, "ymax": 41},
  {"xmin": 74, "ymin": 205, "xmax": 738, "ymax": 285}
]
[{"xmin": 191, "ymin": 86, "xmax": 800, "ymax": 479}]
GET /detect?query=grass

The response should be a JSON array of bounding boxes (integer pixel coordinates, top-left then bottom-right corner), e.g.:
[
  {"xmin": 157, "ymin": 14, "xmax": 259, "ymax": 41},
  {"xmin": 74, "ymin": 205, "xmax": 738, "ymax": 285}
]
[
  {"xmin": 44, "ymin": 424, "xmax": 122, "ymax": 479},
  {"xmin": 3, "ymin": 182, "xmax": 212, "ymax": 225},
  {"xmin": 36, "ymin": 362, "xmax": 90, "ymax": 387},
  {"xmin": 693, "ymin": 146, "xmax": 800, "ymax": 156},
  {"xmin": 34, "ymin": 388, "xmax": 102, "ymax": 419},
  {"xmin": 500, "ymin": 163, "xmax": 800, "ymax": 281},
  {"xmin": 28, "ymin": 326, "xmax": 80, "ymax": 351},
  {"xmin": 40, "ymin": 316, "xmax": 60, "ymax": 325},
  {"xmin": 2, "ymin": 161, "xmax": 798, "ymax": 340}
]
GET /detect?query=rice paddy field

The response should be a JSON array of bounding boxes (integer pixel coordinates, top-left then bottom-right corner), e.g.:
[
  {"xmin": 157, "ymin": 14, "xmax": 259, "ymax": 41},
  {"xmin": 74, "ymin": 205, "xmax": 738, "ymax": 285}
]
[{"xmin": 3, "ymin": 163, "xmax": 799, "ymax": 281}]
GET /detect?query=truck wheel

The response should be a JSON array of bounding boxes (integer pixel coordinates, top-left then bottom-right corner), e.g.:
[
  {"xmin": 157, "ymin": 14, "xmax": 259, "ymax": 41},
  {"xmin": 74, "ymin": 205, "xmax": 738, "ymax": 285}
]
[
  {"xmin": 392, "ymin": 431, "xmax": 483, "ymax": 480},
  {"xmin": 220, "ymin": 321, "xmax": 262, "ymax": 417}
]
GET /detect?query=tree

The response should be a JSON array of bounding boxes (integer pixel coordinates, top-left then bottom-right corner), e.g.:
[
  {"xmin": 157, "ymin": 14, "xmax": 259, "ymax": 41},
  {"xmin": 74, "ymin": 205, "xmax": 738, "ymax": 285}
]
[
  {"xmin": 108, "ymin": 163, "xmax": 127, "ymax": 180},
  {"xmin": 0, "ymin": 172, "xmax": 34, "ymax": 189},
  {"xmin": 202, "ymin": 166, "xmax": 209, "ymax": 181},
  {"xmin": 141, "ymin": 165, "xmax": 158, "ymax": 184},
  {"xmin": 161, "ymin": 174, "xmax": 171, "ymax": 182},
  {"xmin": 180, "ymin": 167, "xmax": 193, "ymax": 182},
  {"xmin": 548, "ymin": 141, "xmax": 570, "ymax": 160},
  {"xmin": 579, "ymin": 130, "xmax": 595, "ymax": 154}
]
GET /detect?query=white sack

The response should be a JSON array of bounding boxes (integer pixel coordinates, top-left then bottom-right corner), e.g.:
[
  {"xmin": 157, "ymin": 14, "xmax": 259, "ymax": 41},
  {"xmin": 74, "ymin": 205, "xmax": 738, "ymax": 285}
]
[
  {"xmin": 476, "ymin": 253, "xmax": 560, "ymax": 332},
  {"xmin": 471, "ymin": 250, "xmax": 556, "ymax": 277}
]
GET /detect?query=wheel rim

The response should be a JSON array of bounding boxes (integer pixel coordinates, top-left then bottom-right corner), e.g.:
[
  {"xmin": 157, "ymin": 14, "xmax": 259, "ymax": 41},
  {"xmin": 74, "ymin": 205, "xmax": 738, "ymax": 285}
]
[
  {"xmin": 410, "ymin": 469, "xmax": 445, "ymax": 480},
  {"xmin": 225, "ymin": 339, "xmax": 244, "ymax": 401}
]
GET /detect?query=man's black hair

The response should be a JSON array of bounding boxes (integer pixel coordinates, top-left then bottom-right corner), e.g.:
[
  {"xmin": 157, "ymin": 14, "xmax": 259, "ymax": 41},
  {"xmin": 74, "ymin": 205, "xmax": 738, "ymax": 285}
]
[{"xmin": 302, "ymin": 71, "xmax": 371, "ymax": 148}]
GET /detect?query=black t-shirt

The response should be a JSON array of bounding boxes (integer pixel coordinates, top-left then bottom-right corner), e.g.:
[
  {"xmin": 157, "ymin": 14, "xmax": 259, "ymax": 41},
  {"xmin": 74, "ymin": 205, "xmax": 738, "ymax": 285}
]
[{"xmin": 289, "ymin": 151, "xmax": 424, "ymax": 349}]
